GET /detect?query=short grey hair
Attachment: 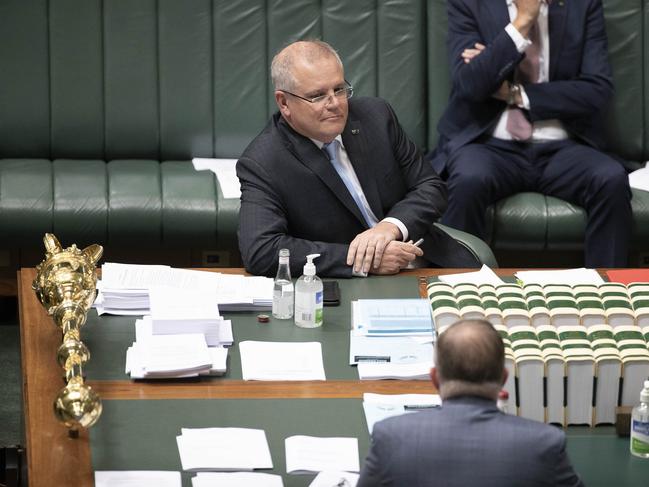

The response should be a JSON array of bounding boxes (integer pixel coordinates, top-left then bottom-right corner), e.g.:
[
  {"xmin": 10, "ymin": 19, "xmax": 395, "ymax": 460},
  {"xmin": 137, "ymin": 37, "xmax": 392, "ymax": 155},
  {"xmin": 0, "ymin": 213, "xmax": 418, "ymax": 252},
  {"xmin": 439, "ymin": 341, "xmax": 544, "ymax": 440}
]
[{"xmin": 270, "ymin": 40, "xmax": 343, "ymax": 91}]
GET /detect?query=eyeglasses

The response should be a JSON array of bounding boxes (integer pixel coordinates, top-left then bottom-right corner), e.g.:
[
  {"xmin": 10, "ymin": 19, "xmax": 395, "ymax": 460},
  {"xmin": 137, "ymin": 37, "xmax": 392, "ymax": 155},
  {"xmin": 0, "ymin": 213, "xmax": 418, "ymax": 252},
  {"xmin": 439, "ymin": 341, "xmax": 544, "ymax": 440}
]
[{"xmin": 280, "ymin": 81, "xmax": 353, "ymax": 106}]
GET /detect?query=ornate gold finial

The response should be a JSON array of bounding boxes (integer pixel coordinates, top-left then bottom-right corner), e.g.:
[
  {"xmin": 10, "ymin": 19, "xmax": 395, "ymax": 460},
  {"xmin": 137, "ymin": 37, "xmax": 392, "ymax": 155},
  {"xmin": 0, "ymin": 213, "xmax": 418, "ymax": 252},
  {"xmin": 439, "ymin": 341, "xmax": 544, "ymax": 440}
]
[{"xmin": 32, "ymin": 233, "xmax": 104, "ymax": 435}]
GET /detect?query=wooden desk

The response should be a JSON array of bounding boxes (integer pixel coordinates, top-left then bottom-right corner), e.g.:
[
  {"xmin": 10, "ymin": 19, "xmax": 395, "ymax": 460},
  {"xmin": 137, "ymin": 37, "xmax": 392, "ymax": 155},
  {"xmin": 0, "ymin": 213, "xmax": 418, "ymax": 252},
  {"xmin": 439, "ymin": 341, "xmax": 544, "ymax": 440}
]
[
  {"xmin": 18, "ymin": 268, "xmax": 443, "ymax": 486},
  {"xmin": 19, "ymin": 268, "xmax": 649, "ymax": 486}
]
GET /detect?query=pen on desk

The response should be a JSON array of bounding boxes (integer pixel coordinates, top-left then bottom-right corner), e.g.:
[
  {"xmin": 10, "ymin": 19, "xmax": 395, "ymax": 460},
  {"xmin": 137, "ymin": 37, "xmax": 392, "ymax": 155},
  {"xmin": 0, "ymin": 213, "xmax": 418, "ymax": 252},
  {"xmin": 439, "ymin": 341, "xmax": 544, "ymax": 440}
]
[
  {"xmin": 404, "ymin": 404, "xmax": 441, "ymax": 410},
  {"xmin": 355, "ymin": 355, "xmax": 391, "ymax": 363},
  {"xmin": 413, "ymin": 238, "xmax": 424, "ymax": 247}
]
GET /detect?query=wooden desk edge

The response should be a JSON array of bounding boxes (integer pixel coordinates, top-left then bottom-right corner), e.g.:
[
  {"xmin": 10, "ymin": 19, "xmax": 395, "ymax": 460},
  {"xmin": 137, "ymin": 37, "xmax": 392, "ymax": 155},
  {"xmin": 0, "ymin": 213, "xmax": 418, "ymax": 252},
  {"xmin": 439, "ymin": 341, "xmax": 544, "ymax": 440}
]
[{"xmin": 19, "ymin": 268, "xmax": 94, "ymax": 487}]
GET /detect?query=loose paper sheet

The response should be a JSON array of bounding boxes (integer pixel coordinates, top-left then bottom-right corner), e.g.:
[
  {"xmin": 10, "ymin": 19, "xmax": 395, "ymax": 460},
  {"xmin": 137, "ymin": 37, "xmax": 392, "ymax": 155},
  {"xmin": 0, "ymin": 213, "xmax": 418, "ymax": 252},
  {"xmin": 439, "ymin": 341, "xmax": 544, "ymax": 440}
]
[
  {"xmin": 285, "ymin": 436, "xmax": 359, "ymax": 474},
  {"xmin": 177, "ymin": 427, "xmax": 273, "ymax": 471},
  {"xmin": 239, "ymin": 341, "xmax": 326, "ymax": 381},
  {"xmin": 438, "ymin": 264, "xmax": 504, "ymax": 286},
  {"xmin": 192, "ymin": 158, "xmax": 241, "ymax": 199},
  {"xmin": 95, "ymin": 471, "xmax": 181, "ymax": 487}
]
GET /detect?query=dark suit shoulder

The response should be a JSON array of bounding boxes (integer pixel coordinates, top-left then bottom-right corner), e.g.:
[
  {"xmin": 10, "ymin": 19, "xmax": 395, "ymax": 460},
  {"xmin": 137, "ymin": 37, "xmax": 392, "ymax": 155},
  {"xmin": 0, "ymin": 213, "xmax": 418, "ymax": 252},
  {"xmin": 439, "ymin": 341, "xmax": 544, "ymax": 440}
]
[{"xmin": 347, "ymin": 96, "xmax": 393, "ymax": 120}]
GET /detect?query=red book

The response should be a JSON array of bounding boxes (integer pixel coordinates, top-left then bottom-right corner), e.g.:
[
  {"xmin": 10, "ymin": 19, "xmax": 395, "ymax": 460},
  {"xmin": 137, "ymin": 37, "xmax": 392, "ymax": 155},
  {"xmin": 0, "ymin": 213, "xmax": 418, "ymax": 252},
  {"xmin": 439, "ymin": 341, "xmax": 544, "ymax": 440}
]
[{"xmin": 605, "ymin": 269, "xmax": 649, "ymax": 285}]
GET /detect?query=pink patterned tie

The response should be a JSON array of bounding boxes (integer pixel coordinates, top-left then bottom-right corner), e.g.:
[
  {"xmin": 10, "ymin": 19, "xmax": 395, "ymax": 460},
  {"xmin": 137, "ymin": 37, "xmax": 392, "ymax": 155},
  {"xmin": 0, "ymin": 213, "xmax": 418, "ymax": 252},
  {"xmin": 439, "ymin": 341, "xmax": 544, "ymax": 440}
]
[{"xmin": 506, "ymin": 19, "xmax": 541, "ymax": 141}]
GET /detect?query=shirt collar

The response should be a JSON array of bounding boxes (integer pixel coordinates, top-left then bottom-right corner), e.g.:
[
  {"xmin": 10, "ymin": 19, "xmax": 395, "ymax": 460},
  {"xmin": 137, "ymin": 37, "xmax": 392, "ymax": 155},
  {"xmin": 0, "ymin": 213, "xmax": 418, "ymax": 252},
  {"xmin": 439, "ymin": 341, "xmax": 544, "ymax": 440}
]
[{"xmin": 310, "ymin": 134, "xmax": 344, "ymax": 150}]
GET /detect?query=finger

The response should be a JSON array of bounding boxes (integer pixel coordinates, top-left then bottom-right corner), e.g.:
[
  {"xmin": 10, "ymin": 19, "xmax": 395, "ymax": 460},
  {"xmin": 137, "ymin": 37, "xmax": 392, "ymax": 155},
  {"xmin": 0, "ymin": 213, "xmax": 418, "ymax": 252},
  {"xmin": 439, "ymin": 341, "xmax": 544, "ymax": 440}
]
[
  {"xmin": 403, "ymin": 243, "xmax": 424, "ymax": 257},
  {"xmin": 360, "ymin": 244, "xmax": 375, "ymax": 274},
  {"xmin": 347, "ymin": 234, "xmax": 364, "ymax": 265},
  {"xmin": 474, "ymin": 42, "xmax": 486, "ymax": 50},
  {"xmin": 372, "ymin": 238, "xmax": 389, "ymax": 269}
]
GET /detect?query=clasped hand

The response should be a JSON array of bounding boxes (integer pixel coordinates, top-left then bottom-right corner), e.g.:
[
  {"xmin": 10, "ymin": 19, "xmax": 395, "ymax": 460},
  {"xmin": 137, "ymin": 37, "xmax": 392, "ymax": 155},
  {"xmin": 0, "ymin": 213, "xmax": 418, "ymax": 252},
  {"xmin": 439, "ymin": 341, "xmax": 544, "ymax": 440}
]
[{"xmin": 347, "ymin": 222, "xmax": 423, "ymax": 275}]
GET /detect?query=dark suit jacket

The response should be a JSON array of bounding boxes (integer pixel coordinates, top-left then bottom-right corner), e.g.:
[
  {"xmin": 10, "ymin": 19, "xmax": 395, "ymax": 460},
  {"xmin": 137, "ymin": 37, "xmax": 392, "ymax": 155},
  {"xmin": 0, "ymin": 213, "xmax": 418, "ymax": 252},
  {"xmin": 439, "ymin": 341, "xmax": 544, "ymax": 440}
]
[
  {"xmin": 237, "ymin": 97, "xmax": 478, "ymax": 277},
  {"xmin": 430, "ymin": 0, "xmax": 613, "ymax": 173},
  {"xmin": 357, "ymin": 395, "xmax": 585, "ymax": 487}
]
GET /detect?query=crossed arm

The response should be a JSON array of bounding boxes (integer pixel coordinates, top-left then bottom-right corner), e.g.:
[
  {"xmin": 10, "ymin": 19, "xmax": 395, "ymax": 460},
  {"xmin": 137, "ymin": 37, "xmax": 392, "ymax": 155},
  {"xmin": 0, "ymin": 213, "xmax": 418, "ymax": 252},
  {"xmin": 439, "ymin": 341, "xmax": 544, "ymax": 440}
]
[{"xmin": 448, "ymin": 0, "xmax": 613, "ymax": 120}]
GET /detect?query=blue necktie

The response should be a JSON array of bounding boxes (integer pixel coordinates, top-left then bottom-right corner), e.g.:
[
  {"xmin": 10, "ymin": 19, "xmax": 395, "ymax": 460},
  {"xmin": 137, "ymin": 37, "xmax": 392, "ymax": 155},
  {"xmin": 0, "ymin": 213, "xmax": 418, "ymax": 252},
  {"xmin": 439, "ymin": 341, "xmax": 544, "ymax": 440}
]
[{"xmin": 323, "ymin": 140, "xmax": 376, "ymax": 227}]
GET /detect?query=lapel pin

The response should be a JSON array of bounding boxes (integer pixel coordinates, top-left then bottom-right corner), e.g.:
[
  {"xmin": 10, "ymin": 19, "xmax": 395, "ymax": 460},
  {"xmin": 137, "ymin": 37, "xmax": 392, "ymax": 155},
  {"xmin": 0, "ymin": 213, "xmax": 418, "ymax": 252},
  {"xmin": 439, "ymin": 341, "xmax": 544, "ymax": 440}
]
[{"xmin": 351, "ymin": 129, "xmax": 360, "ymax": 135}]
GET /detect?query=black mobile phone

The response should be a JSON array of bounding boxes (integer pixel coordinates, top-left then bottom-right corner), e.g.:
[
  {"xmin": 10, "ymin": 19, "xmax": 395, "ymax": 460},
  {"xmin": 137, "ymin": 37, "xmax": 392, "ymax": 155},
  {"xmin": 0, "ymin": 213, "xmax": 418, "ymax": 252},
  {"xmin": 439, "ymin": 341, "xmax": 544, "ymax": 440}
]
[{"xmin": 323, "ymin": 280, "xmax": 341, "ymax": 306}]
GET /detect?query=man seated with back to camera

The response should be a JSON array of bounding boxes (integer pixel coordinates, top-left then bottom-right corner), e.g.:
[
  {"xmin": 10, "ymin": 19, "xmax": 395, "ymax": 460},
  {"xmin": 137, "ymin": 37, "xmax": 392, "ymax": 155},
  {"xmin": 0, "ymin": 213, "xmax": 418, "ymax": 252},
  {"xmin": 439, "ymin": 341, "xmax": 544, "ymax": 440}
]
[
  {"xmin": 357, "ymin": 319, "xmax": 585, "ymax": 487},
  {"xmin": 236, "ymin": 40, "xmax": 480, "ymax": 278}
]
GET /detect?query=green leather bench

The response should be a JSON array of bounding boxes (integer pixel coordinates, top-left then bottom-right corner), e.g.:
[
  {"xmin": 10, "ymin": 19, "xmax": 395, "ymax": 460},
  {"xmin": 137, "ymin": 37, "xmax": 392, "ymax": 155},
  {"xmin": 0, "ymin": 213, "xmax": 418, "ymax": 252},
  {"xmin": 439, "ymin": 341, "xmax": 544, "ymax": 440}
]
[{"xmin": 0, "ymin": 0, "xmax": 646, "ymax": 273}]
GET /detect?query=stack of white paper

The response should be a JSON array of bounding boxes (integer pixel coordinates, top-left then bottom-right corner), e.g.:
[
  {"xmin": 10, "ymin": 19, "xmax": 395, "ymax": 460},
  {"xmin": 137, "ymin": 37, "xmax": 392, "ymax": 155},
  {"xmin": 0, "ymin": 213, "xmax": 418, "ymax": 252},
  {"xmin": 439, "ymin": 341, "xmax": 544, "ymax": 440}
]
[
  {"xmin": 136, "ymin": 315, "xmax": 233, "ymax": 348},
  {"xmin": 94, "ymin": 263, "xmax": 273, "ymax": 315},
  {"xmin": 285, "ymin": 436, "xmax": 359, "ymax": 475},
  {"xmin": 362, "ymin": 393, "xmax": 441, "ymax": 433},
  {"xmin": 176, "ymin": 428, "xmax": 273, "ymax": 472},
  {"xmin": 126, "ymin": 333, "xmax": 213, "ymax": 378},
  {"xmin": 149, "ymin": 286, "xmax": 226, "ymax": 343},
  {"xmin": 126, "ymin": 318, "xmax": 230, "ymax": 378},
  {"xmin": 309, "ymin": 471, "xmax": 359, "ymax": 487},
  {"xmin": 239, "ymin": 341, "xmax": 326, "ymax": 381},
  {"xmin": 95, "ymin": 471, "xmax": 181, "ymax": 487},
  {"xmin": 192, "ymin": 472, "xmax": 284, "ymax": 487}
]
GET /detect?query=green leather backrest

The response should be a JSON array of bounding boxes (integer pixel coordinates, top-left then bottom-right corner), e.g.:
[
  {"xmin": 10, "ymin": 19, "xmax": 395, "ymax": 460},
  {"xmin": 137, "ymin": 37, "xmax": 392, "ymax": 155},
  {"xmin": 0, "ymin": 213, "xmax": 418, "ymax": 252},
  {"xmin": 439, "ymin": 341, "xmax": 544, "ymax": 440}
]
[
  {"xmin": 426, "ymin": 0, "xmax": 645, "ymax": 161},
  {"xmin": 0, "ymin": 0, "xmax": 428, "ymax": 160},
  {"xmin": 0, "ymin": 0, "xmax": 644, "ymax": 161}
]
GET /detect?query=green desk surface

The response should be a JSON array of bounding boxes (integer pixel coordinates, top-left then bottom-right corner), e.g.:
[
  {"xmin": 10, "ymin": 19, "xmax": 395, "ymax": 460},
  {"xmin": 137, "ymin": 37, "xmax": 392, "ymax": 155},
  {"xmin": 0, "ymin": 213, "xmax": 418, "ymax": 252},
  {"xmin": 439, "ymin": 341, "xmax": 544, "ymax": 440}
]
[
  {"xmin": 91, "ymin": 398, "xmax": 649, "ymax": 487},
  {"xmin": 91, "ymin": 398, "xmax": 369, "ymax": 487},
  {"xmin": 83, "ymin": 276, "xmax": 421, "ymax": 381}
]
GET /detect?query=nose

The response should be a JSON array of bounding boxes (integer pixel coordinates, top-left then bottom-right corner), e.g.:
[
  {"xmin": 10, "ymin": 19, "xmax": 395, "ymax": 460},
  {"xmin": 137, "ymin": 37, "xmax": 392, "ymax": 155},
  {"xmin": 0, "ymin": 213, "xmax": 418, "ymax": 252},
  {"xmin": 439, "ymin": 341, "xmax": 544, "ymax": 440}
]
[{"xmin": 325, "ymin": 92, "xmax": 342, "ymax": 109}]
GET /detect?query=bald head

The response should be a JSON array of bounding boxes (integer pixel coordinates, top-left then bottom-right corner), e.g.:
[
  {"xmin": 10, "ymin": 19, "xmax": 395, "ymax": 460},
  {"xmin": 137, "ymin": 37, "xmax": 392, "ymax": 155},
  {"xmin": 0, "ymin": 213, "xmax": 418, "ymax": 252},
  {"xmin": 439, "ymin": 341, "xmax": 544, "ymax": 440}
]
[
  {"xmin": 271, "ymin": 40, "xmax": 343, "ymax": 91},
  {"xmin": 433, "ymin": 319, "xmax": 505, "ymax": 400}
]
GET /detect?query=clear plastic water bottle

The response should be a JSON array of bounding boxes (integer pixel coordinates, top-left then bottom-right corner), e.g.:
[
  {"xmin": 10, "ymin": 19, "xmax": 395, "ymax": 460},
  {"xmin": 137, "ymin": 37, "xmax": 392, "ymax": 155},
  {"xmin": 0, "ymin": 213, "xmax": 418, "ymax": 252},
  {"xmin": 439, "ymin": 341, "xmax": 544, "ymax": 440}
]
[
  {"xmin": 272, "ymin": 249, "xmax": 294, "ymax": 319},
  {"xmin": 630, "ymin": 380, "xmax": 649, "ymax": 458}
]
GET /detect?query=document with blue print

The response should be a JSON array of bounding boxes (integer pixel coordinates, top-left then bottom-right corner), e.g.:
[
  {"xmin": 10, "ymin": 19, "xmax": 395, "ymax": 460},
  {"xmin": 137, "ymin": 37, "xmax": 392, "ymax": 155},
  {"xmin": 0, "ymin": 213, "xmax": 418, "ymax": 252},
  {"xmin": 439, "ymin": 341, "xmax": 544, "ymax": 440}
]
[{"xmin": 351, "ymin": 299, "xmax": 434, "ymax": 336}]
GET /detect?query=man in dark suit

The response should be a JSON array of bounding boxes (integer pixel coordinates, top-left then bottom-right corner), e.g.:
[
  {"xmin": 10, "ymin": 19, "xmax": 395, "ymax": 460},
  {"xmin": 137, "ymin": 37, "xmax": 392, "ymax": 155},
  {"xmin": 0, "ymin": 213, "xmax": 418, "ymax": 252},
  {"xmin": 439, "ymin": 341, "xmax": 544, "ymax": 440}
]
[
  {"xmin": 428, "ymin": 0, "xmax": 631, "ymax": 267},
  {"xmin": 237, "ymin": 40, "xmax": 478, "ymax": 277},
  {"xmin": 358, "ymin": 319, "xmax": 585, "ymax": 487}
]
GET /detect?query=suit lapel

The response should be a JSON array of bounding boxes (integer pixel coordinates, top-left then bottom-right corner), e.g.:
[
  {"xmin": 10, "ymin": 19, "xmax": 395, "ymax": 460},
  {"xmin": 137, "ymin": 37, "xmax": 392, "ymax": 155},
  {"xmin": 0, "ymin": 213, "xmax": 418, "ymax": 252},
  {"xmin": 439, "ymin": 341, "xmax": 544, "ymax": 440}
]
[
  {"xmin": 341, "ymin": 119, "xmax": 384, "ymax": 220},
  {"xmin": 548, "ymin": 0, "xmax": 567, "ymax": 80},
  {"xmin": 277, "ymin": 117, "xmax": 368, "ymax": 227}
]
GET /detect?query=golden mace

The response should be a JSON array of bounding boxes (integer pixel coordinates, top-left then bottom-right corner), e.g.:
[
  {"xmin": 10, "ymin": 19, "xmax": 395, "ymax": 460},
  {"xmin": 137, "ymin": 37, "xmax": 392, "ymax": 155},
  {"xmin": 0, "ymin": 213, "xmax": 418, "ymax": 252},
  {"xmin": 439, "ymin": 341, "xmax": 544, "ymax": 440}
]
[{"xmin": 32, "ymin": 234, "xmax": 103, "ymax": 436}]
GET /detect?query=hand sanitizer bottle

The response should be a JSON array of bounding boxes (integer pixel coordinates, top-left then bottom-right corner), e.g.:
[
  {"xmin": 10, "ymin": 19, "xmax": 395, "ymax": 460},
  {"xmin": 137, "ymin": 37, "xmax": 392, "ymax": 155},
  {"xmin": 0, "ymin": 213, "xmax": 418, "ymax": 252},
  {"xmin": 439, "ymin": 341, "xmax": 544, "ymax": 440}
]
[
  {"xmin": 272, "ymin": 248, "xmax": 293, "ymax": 319},
  {"xmin": 630, "ymin": 380, "xmax": 649, "ymax": 458},
  {"xmin": 294, "ymin": 254, "xmax": 323, "ymax": 328}
]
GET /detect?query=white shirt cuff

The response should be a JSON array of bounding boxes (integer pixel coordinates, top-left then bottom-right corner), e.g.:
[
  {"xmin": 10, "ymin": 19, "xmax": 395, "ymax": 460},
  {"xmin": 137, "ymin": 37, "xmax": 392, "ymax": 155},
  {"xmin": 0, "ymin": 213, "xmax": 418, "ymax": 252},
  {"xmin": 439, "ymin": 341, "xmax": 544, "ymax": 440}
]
[
  {"xmin": 381, "ymin": 217, "xmax": 408, "ymax": 242},
  {"xmin": 519, "ymin": 85, "xmax": 530, "ymax": 109},
  {"xmin": 505, "ymin": 23, "xmax": 531, "ymax": 53}
]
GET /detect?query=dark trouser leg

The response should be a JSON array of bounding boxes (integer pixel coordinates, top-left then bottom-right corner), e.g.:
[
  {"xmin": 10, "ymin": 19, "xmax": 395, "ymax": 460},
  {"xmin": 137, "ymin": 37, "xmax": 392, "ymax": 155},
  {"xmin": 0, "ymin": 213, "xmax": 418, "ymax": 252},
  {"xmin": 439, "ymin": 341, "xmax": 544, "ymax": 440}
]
[
  {"xmin": 441, "ymin": 139, "xmax": 530, "ymax": 240},
  {"xmin": 537, "ymin": 141, "xmax": 631, "ymax": 267}
]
